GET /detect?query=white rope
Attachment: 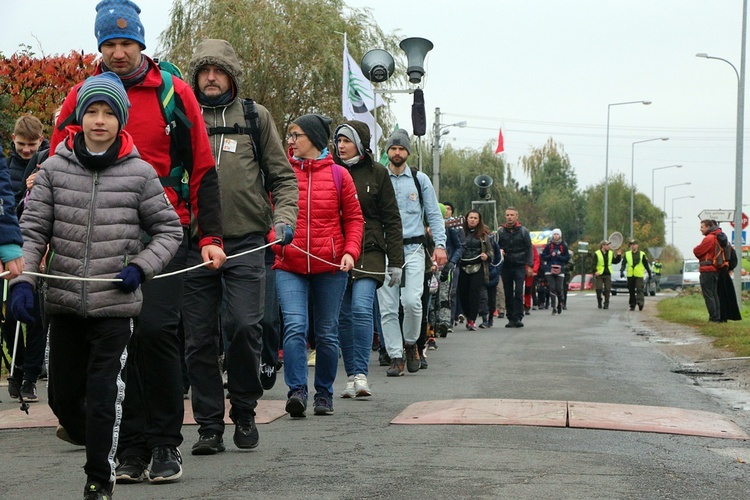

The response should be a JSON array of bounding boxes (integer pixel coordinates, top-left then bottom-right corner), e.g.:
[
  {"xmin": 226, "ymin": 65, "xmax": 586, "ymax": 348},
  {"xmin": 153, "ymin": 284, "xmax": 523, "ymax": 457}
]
[{"xmin": 1, "ymin": 239, "xmax": 280, "ymax": 283}]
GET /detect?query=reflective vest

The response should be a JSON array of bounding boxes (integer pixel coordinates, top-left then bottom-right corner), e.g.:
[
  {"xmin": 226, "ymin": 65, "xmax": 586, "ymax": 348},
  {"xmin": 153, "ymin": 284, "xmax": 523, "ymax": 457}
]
[
  {"xmin": 624, "ymin": 251, "xmax": 647, "ymax": 278},
  {"xmin": 652, "ymin": 261, "xmax": 662, "ymax": 275},
  {"xmin": 595, "ymin": 249, "xmax": 614, "ymax": 275}
]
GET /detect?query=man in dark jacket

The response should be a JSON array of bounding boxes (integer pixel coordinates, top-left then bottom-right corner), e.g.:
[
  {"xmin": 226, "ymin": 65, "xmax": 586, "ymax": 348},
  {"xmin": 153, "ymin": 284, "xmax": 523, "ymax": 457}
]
[
  {"xmin": 496, "ymin": 206, "xmax": 533, "ymax": 328},
  {"xmin": 184, "ymin": 38, "xmax": 299, "ymax": 456}
]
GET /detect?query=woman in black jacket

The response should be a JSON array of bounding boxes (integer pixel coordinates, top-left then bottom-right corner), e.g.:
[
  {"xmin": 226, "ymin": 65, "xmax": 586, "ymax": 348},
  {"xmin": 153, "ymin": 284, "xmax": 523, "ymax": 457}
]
[
  {"xmin": 332, "ymin": 120, "xmax": 403, "ymax": 397},
  {"xmin": 457, "ymin": 210, "xmax": 493, "ymax": 331}
]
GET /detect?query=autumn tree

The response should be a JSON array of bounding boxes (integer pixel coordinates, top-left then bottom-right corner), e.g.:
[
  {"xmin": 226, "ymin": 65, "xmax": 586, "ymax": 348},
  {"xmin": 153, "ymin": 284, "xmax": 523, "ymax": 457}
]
[
  {"xmin": 157, "ymin": 0, "xmax": 404, "ymax": 141},
  {"xmin": 0, "ymin": 46, "xmax": 97, "ymax": 147}
]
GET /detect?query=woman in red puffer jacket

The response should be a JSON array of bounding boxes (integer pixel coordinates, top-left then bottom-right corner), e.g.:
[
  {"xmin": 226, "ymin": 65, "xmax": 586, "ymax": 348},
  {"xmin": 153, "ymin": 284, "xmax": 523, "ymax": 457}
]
[{"xmin": 274, "ymin": 114, "xmax": 363, "ymax": 419}]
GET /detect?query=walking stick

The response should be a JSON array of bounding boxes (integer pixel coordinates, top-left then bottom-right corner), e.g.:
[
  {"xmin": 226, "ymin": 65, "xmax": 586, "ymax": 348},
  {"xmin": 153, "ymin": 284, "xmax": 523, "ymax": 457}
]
[{"xmin": 8, "ymin": 320, "xmax": 30, "ymax": 414}]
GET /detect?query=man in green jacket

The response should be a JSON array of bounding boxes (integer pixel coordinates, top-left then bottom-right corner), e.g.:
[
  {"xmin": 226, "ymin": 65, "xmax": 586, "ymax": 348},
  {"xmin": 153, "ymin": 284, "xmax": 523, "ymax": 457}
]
[{"xmin": 184, "ymin": 39, "xmax": 299, "ymax": 456}]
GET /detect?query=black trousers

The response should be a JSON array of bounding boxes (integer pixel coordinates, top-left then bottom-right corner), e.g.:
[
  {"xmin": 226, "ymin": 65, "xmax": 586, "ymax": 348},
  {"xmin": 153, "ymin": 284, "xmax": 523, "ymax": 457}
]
[
  {"xmin": 118, "ymin": 236, "xmax": 187, "ymax": 460},
  {"xmin": 1, "ymin": 286, "xmax": 45, "ymax": 382},
  {"xmin": 501, "ymin": 265, "xmax": 526, "ymax": 322},
  {"xmin": 260, "ymin": 247, "xmax": 281, "ymax": 370},
  {"xmin": 184, "ymin": 234, "xmax": 265, "ymax": 433},
  {"xmin": 457, "ymin": 269, "xmax": 485, "ymax": 322},
  {"xmin": 48, "ymin": 315, "xmax": 131, "ymax": 488}
]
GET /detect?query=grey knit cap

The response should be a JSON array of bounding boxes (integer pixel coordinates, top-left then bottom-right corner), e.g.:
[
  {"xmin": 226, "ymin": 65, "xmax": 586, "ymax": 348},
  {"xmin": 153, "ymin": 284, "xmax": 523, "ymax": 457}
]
[{"xmin": 385, "ymin": 128, "xmax": 412, "ymax": 155}]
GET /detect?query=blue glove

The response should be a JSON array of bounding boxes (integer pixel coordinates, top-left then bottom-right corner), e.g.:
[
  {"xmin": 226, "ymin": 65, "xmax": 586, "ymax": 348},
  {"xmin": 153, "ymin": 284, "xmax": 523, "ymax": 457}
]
[
  {"xmin": 9, "ymin": 283, "xmax": 36, "ymax": 326},
  {"xmin": 116, "ymin": 265, "xmax": 143, "ymax": 293},
  {"xmin": 274, "ymin": 222, "xmax": 294, "ymax": 246}
]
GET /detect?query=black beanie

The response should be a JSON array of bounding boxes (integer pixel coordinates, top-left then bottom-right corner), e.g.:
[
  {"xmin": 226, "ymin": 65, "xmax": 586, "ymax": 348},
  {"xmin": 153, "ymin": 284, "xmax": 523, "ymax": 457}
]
[{"xmin": 293, "ymin": 114, "xmax": 332, "ymax": 152}]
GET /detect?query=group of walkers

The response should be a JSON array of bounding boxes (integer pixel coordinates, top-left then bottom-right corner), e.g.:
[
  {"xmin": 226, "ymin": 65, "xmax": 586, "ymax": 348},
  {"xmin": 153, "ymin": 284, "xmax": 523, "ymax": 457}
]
[{"xmin": 6, "ymin": 2, "xmax": 739, "ymax": 500}]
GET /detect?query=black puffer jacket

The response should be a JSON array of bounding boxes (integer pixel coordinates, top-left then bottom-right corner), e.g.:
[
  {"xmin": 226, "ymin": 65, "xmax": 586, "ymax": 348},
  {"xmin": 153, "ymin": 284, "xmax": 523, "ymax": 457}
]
[{"xmin": 496, "ymin": 222, "xmax": 533, "ymax": 267}]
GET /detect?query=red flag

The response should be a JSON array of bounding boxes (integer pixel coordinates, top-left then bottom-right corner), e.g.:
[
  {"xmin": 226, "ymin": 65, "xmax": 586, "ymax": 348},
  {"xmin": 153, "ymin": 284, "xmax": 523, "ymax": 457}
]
[{"xmin": 494, "ymin": 128, "xmax": 505, "ymax": 154}]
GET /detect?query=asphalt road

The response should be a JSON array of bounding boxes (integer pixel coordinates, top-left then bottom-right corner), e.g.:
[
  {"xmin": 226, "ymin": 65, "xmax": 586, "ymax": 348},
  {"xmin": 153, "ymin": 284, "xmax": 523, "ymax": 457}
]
[{"xmin": 1, "ymin": 291, "xmax": 749, "ymax": 499}]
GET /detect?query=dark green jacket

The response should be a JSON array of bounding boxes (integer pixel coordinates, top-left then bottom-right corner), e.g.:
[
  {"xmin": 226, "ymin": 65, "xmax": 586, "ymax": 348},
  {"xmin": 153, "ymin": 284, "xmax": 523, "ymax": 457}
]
[{"xmin": 333, "ymin": 120, "xmax": 403, "ymax": 287}]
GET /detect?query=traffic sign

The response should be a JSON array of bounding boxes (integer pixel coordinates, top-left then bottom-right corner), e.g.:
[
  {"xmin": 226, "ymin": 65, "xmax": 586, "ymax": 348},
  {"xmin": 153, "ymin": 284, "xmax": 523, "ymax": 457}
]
[
  {"xmin": 731, "ymin": 231, "xmax": 747, "ymax": 245},
  {"xmin": 698, "ymin": 209, "xmax": 734, "ymax": 222},
  {"xmin": 729, "ymin": 212, "xmax": 748, "ymax": 230}
]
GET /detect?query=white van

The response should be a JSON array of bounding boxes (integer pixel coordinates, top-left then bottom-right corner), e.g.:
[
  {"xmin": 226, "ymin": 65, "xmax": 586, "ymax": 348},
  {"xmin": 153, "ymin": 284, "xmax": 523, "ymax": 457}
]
[{"xmin": 682, "ymin": 259, "xmax": 700, "ymax": 287}]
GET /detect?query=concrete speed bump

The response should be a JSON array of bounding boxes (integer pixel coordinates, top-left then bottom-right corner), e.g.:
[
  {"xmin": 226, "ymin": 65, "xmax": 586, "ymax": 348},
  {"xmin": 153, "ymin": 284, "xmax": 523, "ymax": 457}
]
[
  {"xmin": 568, "ymin": 401, "xmax": 749, "ymax": 440},
  {"xmin": 392, "ymin": 399, "xmax": 749, "ymax": 440},
  {"xmin": 390, "ymin": 399, "xmax": 568, "ymax": 427}
]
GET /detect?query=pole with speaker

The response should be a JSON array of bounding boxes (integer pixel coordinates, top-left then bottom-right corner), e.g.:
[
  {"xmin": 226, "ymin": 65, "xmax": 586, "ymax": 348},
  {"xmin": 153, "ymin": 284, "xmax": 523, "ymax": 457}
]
[
  {"xmin": 471, "ymin": 175, "xmax": 497, "ymax": 229},
  {"xmin": 360, "ymin": 37, "xmax": 433, "ymax": 163}
]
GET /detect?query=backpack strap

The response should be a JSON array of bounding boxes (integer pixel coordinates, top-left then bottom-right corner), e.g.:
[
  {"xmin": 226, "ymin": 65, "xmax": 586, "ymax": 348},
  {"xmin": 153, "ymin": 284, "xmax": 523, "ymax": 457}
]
[
  {"xmin": 156, "ymin": 70, "xmax": 193, "ymax": 202},
  {"xmin": 410, "ymin": 167, "xmax": 424, "ymax": 209},
  {"xmin": 331, "ymin": 163, "xmax": 343, "ymax": 213}
]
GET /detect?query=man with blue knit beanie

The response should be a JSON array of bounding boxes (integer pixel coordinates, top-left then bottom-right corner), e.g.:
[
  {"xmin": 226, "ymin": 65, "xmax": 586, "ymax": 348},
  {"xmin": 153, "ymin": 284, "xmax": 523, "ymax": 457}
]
[{"xmin": 49, "ymin": 0, "xmax": 227, "ymax": 489}]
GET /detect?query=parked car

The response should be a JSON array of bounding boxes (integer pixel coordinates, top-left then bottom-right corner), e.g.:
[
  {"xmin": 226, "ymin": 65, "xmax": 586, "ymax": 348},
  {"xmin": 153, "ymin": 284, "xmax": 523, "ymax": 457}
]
[
  {"xmin": 682, "ymin": 259, "xmax": 700, "ymax": 287},
  {"xmin": 611, "ymin": 274, "xmax": 656, "ymax": 296},
  {"xmin": 568, "ymin": 273, "xmax": 594, "ymax": 291},
  {"xmin": 658, "ymin": 274, "xmax": 682, "ymax": 291}
]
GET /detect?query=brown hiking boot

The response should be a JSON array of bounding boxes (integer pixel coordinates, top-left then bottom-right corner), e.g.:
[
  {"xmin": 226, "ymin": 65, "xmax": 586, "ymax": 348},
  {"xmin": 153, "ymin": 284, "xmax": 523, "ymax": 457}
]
[
  {"xmin": 405, "ymin": 343, "xmax": 420, "ymax": 373},
  {"xmin": 386, "ymin": 357, "xmax": 405, "ymax": 377}
]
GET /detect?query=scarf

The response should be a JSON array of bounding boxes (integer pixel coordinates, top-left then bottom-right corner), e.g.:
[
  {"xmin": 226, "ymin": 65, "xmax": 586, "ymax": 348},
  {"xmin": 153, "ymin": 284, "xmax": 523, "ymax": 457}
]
[
  {"xmin": 101, "ymin": 57, "xmax": 149, "ymax": 89},
  {"xmin": 197, "ymin": 89, "xmax": 233, "ymax": 107},
  {"xmin": 73, "ymin": 132, "xmax": 121, "ymax": 171}
]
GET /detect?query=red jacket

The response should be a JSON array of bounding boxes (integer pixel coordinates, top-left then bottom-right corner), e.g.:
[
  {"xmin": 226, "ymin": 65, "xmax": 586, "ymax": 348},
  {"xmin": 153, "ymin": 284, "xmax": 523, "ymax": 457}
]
[
  {"xmin": 50, "ymin": 57, "xmax": 223, "ymax": 249},
  {"xmin": 693, "ymin": 230, "xmax": 720, "ymax": 272},
  {"xmin": 273, "ymin": 150, "xmax": 364, "ymax": 274}
]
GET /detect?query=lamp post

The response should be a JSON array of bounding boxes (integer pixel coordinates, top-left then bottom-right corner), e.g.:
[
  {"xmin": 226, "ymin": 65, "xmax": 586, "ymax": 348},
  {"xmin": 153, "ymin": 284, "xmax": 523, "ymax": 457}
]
[
  {"xmin": 431, "ymin": 107, "xmax": 467, "ymax": 199},
  {"xmin": 604, "ymin": 100, "xmax": 652, "ymax": 240},
  {"xmin": 696, "ymin": 0, "xmax": 746, "ymax": 305},
  {"xmin": 671, "ymin": 195, "xmax": 695, "ymax": 247},
  {"xmin": 651, "ymin": 164, "xmax": 682, "ymax": 205},
  {"xmin": 663, "ymin": 182, "xmax": 691, "ymax": 213},
  {"xmin": 631, "ymin": 137, "xmax": 669, "ymax": 238}
]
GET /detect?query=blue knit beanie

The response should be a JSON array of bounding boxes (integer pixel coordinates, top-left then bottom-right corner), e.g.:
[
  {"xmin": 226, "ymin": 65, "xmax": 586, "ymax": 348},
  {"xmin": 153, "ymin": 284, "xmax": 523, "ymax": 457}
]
[
  {"xmin": 76, "ymin": 72, "xmax": 131, "ymax": 127},
  {"xmin": 95, "ymin": 0, "xmax": 146, "ymax": 50}
]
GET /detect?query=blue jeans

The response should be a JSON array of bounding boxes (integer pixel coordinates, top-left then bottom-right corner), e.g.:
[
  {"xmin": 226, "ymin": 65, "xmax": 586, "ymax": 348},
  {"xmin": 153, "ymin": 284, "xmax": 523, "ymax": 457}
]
[
  {"xmin": 339, "ymin": 278, "xmax": 377, "ymax": 377},
  {"xmin": 276, "ymin": 270, "xmax": 348, "ymax": 399},
  {"xmin": 377, "ymin": 244, "xmax": 425, "ymax": 358}
]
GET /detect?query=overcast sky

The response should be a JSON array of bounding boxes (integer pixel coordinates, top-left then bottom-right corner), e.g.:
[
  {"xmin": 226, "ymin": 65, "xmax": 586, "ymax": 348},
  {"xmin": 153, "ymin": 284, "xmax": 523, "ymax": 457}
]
[{"xmin": 3, "ymin": 0, "xmax": 748, "ymax": 257}]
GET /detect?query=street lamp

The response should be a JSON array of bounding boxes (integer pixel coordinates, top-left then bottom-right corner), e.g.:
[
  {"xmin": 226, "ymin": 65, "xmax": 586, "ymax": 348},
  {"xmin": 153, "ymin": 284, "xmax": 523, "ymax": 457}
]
[
  {"xmin": 652, "ymin": 164, "xmax": 682, "ymax": 205},
  {"xmin": 604, "ymin": 100, "xmax": 652, "ymax": 240},
  {"xmin": 431, "ymin": 106, "xmax": 467, "ymax": 198},
  {"xmin": 631, "ymin": 137, "xmax": 669, "ymax": 238},
  {"xmin": 663, "ymin": 182, "xmax": 691, "ymax": 213},
  {"xmin": 697, "ymin": 29, "xmax": 746, "ymax": 306},
  {"xmin": 671, "ymin": 195, "xmax": 695, "ymax": 247}
]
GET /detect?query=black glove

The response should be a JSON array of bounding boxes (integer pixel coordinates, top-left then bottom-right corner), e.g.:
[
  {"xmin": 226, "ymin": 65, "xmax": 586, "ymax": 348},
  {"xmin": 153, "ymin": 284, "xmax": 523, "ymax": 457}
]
[
  {"xmin": 9, "ymin": 283, "xmax": 36, "ymax": 325},
  {"xmin": 620, "ymin": 271, "xmax": 625, "ymax": 279},
  {"xmin": 440, "ymin": 262, "xmax": 454, "ymax": 282},
  {"xmin": 116, "ymin": 265, "xmax": 144, "ymax": 293}
]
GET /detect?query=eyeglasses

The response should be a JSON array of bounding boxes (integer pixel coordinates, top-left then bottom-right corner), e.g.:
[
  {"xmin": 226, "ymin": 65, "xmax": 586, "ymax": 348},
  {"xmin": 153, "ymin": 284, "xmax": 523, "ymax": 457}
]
[{"xmin": 286, "ymin": 132, "xmax": 307, "ymax": 142}]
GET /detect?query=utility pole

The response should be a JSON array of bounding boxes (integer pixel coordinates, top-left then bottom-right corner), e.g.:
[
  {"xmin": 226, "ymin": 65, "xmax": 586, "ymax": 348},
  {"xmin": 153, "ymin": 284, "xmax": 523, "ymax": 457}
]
[{"xmin": 432, "ymin": 107, "xmax": 442, "ymax": 198}]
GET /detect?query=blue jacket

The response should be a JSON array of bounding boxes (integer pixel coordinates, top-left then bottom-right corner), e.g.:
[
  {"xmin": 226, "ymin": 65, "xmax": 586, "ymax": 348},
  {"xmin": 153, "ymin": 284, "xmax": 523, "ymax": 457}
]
[
  {"xmin": 0, "ymin": 163, "xmax": 24, "ymax": 263},
  {"xmin": 540, "ymin": 240, "xmax": 571, "ymax": 274}
]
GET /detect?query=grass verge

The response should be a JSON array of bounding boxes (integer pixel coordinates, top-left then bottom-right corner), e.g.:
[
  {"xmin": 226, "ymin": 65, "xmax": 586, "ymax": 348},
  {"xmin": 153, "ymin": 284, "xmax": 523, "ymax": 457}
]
[{"xmin": 657, "ymin": 289, "xmax": 750, "ymax": 357}]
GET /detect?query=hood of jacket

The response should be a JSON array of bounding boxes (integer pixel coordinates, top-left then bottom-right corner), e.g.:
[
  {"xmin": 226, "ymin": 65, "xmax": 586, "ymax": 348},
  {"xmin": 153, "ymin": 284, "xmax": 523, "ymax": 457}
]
[
  {"xmin": 61, "ymin": 126, "xmax": 138, "ymax": 163},
  {"xmin": 188, "ymin": 39, "xmax": 242, "ymax": 98}
]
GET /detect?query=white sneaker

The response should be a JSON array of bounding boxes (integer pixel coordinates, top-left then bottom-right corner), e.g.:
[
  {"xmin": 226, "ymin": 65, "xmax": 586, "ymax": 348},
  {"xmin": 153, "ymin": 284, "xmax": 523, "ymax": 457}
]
[
  {"xmin": 353, "ymin": 374, "xmax": 371, "ymax": 397},
  {"xmin": 341, "ymin": 376, "xmax": 355, "ymax": 398}
]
